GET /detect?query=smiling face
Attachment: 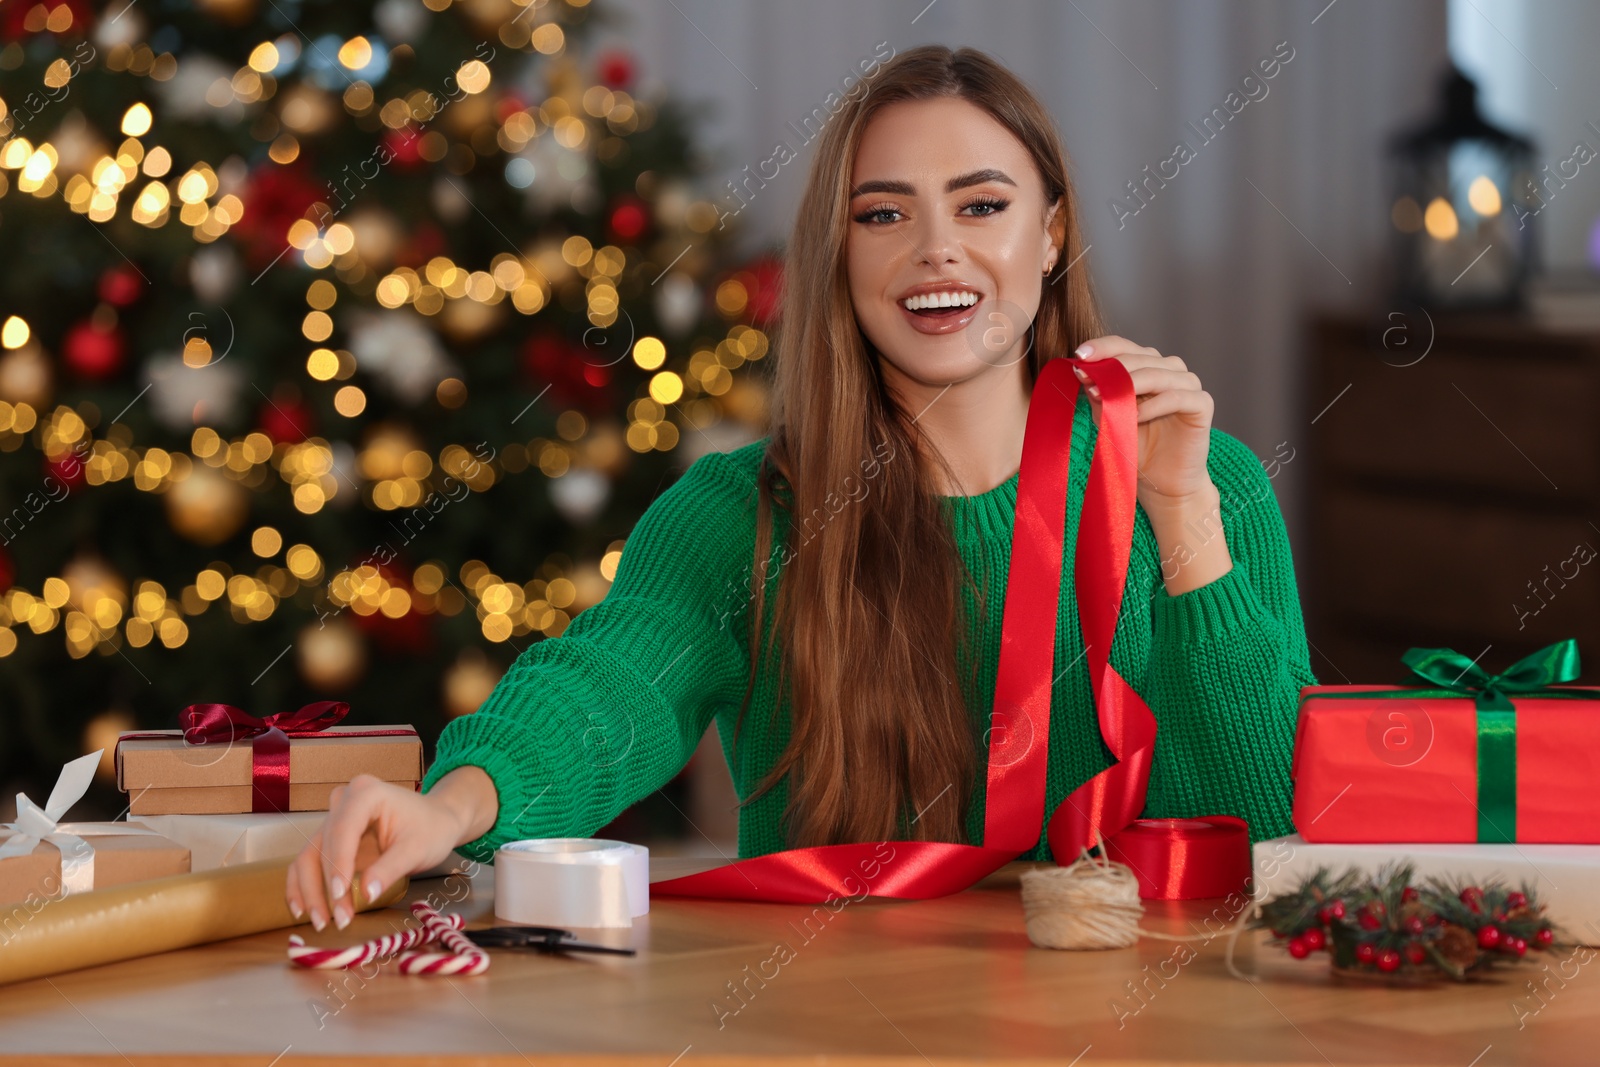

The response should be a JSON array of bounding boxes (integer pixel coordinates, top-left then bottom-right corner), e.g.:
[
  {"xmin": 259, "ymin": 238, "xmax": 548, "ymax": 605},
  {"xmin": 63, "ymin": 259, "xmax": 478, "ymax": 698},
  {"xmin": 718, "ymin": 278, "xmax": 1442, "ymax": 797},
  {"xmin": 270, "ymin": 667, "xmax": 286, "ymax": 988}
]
[{"xmin": 846, "ymin": 96, "xmax": 1063, "ymax": 392}]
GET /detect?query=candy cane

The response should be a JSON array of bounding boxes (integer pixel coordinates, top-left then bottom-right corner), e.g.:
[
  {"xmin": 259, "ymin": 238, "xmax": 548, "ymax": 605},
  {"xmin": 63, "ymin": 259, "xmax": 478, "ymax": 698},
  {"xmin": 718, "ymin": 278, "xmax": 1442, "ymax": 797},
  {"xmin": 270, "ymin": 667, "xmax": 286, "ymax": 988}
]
[
  {"xmin": 395, "ymin": 901, "xmax": 490, "ymax": 975},
  {"xmin": 287, "ymin": 911, "xmax": 466, "ymax": 970}
]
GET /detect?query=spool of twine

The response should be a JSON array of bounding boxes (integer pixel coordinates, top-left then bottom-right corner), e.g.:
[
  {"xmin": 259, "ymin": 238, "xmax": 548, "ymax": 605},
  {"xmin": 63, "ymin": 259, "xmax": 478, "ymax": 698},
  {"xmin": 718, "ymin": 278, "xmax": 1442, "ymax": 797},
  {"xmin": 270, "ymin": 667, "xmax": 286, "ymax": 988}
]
[{"xmin": 1020, "ymin": 847, "xmax": 1146, "ymax": 949}]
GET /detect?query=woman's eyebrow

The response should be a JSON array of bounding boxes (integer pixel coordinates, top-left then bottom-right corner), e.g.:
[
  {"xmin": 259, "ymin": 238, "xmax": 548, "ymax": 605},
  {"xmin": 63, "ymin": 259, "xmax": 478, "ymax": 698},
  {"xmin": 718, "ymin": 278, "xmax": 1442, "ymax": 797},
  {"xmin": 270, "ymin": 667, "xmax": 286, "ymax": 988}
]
[{"xmin": 849, "ymin": 168, "xmax": 1018, "ymax": 198}]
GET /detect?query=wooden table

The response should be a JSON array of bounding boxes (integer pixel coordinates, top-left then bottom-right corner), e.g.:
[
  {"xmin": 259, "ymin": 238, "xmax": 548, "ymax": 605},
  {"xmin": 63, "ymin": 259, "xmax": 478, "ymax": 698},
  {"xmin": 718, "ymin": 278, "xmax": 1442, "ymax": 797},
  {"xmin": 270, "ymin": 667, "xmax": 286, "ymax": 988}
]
[{"xmin": 1, "ymin": 859, "xmax": 1595, "ymax": 1065}]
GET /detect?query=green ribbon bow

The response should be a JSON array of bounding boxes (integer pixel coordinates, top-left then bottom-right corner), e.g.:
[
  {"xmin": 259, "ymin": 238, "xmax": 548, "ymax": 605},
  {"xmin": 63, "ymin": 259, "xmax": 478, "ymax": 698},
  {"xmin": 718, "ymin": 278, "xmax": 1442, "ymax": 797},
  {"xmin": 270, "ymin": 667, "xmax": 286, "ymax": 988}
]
[{"xmin": 1308, "ymin": 638, "xmax": 1600, "ymax": 842}]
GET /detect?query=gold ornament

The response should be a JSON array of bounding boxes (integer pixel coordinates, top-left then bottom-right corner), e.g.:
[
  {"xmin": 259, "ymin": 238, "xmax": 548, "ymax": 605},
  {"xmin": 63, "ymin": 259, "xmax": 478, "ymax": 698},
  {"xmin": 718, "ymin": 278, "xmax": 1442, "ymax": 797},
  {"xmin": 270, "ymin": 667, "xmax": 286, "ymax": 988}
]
[
  {"xmin": 296, "ymin": 617, "xmax": 367, "ymax": 691},
  {"xmin": 0, "ymin": 342, "xmax": 53, "ymax": 408},
  {"xmin": 163, "ymin": 464, "xmax": 249, "ymax": 545},
  {"xmin": 438, "ymin": 294, "xmax": 502, "ymax": 345},
  {"xmin": 195, "ymin": 0, "xmax": 259, "ymax": 27},
  {"xmin": 581, "ymin": 419, "xmax": 629, "ymax": 478},
  {"xmin": 83, "ymin": 707, "xmax": 137, "ymax": 782},
  {"xmin": 443, "ymin": 647, "xmax": 501, "ymax": 718},
  {"xmin": 358, "ymin": 422, "xmax": 424, "ymax": 481}
]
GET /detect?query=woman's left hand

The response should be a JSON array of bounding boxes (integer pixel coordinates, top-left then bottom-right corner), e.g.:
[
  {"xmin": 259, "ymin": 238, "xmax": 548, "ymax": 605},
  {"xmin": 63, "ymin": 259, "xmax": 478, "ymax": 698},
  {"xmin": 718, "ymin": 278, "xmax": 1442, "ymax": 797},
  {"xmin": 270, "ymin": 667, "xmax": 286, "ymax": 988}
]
[{"xmin": 1070, "ymin": 335, "xmax": 1216, "ymax": 511}]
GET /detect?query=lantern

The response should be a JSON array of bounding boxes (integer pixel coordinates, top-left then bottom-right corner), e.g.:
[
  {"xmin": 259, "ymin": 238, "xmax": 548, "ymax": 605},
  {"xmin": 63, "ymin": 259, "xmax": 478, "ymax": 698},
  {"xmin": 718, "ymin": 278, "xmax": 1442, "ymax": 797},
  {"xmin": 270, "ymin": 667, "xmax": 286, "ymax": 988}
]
[{"xmin": 1387, "ymin": 66, "xmax": 1536, "ymax": 308}]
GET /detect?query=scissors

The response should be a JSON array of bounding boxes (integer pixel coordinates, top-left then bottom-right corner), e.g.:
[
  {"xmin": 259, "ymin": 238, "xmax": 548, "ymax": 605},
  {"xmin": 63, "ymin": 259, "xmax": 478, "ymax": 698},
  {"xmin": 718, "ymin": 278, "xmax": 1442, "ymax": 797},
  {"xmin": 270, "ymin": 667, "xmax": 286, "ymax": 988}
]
[{"xmin": 462, "ymin": 926, "xmax": 638, "ymax": 957}]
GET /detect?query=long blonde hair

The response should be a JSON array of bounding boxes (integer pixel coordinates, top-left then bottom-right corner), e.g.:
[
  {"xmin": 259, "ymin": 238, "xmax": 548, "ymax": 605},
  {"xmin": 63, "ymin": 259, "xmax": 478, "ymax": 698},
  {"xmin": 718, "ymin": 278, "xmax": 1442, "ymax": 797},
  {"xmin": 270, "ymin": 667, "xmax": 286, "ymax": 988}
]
[{"xmin": 733, "ymin": 44, "xmax": 1107, "ymax": 848}]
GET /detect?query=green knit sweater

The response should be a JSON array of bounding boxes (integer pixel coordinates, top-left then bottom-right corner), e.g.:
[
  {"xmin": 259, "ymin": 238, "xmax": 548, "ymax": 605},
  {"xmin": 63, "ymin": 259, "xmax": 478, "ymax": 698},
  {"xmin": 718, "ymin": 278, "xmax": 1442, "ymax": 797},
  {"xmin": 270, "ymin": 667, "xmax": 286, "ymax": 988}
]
[{"xmin": 422, "ymin": 389, "xmax": 1320, "ymax": 863}]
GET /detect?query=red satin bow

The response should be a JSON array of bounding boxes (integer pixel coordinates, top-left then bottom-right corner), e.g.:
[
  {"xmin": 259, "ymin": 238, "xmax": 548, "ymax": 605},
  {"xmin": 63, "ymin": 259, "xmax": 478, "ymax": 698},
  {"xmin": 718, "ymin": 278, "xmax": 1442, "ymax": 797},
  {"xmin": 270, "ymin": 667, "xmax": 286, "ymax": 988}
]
[{"xmin": 651, "ymin": 356, "xmax": 1250, "ymax": 903}]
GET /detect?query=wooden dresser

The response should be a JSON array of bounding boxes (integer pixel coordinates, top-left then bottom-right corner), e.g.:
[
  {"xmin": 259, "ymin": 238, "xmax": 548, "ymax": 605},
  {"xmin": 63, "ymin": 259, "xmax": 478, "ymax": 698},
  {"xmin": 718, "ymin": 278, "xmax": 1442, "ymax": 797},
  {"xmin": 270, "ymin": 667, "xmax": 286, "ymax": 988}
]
[{"xmin": 1303, "ymin": 310, "xmax": 1600, "ymax": 685}]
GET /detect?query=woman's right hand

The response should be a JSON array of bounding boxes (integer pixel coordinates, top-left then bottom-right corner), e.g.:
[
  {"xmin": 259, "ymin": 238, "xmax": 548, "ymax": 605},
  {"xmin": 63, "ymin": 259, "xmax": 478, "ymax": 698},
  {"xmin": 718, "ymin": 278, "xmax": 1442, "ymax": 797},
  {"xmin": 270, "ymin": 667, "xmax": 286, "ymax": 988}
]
[{"xmin": 285, "ymin": 773, "xmax": 474, "ymax": 931}]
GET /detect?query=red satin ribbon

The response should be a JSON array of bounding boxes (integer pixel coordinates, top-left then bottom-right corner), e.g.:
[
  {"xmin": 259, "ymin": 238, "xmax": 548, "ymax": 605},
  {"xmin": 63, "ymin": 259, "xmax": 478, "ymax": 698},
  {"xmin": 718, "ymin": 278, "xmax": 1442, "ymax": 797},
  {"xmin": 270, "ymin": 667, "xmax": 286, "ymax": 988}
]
[
  {"xmin": 115, "ymin": 702, "xmax": 418, "ymax": 813},
  {"xmin": 651, "ymin": 356, "xmax": 1249, "ymax": 903}
]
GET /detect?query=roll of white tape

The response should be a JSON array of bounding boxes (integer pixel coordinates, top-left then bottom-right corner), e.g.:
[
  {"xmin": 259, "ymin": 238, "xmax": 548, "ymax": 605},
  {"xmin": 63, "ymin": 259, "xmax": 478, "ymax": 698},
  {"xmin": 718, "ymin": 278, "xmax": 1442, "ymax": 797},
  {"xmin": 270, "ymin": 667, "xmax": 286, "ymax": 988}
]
[{"xmin": 494, "ymin": 838, "xmax": 650, "ymax": 928}]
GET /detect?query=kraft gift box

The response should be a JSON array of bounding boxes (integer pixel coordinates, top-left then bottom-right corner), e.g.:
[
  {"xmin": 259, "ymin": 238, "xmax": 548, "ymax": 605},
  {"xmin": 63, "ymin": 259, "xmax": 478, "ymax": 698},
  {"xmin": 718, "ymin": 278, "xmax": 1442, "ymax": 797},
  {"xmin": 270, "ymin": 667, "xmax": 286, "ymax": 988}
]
[
  {"xmin": 115, "ymin": 724, "xmax": 423, "ymax": 815},
  {"xmin": 0, "ymin": 825, "xmax": 191, "ymax": 910}
]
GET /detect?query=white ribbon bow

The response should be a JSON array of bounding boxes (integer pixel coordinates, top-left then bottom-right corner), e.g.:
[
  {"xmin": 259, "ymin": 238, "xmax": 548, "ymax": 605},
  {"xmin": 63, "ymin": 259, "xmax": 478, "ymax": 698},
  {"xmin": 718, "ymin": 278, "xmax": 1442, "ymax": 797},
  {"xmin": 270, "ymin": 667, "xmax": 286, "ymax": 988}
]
[{"xmin": 0, "ymin": 750, "xmax": 163, "ymax": 896}]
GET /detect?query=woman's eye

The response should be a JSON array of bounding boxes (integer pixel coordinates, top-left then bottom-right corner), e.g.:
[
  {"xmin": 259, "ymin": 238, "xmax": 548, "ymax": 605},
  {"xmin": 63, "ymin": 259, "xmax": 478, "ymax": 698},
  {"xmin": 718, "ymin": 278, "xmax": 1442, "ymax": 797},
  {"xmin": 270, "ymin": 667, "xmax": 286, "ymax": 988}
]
[
  {"xmin": 854, "ymin": 205, "xmax": 902, "ymax": 225},
  {"xmin": 963, "ymin": 197, "xmax": 1009, "ymax": 217}
]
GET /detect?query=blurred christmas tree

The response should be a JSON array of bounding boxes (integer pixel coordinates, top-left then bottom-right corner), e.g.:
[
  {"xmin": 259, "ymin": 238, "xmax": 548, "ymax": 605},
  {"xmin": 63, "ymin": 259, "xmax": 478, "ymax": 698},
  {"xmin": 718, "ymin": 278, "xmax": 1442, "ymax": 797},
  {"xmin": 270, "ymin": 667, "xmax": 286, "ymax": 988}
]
[{"xmin": 0, "ymin": 0, "xmax": 780, "ymax": 830}]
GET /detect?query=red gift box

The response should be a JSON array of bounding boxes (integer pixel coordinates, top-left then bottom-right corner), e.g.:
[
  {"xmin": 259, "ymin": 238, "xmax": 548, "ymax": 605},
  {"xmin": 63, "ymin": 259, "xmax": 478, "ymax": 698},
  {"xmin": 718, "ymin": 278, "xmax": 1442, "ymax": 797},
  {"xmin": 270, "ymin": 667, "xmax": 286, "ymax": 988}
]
[{"xmin": 1292, "ymin": 640, "xmax": 1600, "ymax": 844}]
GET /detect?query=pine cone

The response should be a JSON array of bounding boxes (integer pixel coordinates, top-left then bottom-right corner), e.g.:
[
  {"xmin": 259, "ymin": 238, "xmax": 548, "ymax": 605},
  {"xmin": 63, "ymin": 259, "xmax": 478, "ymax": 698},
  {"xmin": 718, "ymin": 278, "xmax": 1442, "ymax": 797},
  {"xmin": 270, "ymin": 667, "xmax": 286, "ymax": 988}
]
[{"xmin": 1436, "ymin": 924, "xmax": 1480, "ymax": 970}]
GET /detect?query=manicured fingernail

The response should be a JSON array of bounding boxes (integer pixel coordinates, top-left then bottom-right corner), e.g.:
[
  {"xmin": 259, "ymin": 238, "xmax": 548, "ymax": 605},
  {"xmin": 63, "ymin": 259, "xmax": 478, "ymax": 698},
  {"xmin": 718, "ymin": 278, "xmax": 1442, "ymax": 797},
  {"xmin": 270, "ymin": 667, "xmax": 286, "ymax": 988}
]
[
  {"xmin": 329, "ymin": 876, "xmax": 345, "ymax": 901},
  {"xmin": 365, "ymin": 879, "xmax": 382, "ymax": 903},
  {"xmin": 289, "ymin": 900, "xmax": 305, "ymax": 920},
  {"xmin": 1072, "ymin": 364, "xmax": 1087, "ymax": 377},
  {"xmin": 310, "ymin": 908, "xmax": 327, "ymax": 932},
  {"xmin": 334, "ymin": 904, "xmax": 352, "ymax": 930},
  {"xmin": 1074, "ymin": 343, "xmax": 1093, "ymax": 358}
]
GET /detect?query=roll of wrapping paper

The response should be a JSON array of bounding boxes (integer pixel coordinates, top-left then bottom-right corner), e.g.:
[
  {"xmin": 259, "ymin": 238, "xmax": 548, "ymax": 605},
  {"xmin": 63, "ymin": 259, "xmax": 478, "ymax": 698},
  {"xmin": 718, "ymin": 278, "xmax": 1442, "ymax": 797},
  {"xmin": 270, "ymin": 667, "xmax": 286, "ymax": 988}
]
[{"xmin": 0, "ymin": 854, "xmax": 407, "ymax": 985}]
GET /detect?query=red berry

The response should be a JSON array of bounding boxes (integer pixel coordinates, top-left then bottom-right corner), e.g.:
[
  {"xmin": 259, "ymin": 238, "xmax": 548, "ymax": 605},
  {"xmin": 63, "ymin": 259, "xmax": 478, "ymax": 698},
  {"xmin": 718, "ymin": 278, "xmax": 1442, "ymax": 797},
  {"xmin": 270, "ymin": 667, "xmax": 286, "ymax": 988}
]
[
  {"xmin": 1507, "ymin": 891, "xmax": 1528, "ymax": 910},
  {"xmin": 1477, "ymin": 925, "xmax": 1502, "ymax": 949},
  {"xmin": 1535, "ymin": 928, "xmax": 1554, "ymax": 949},
  {"xmin": 1460, "ymin": 887, "xmax": 1484, "ymax": 912},
  {"xmin": 1402, "ymin": 887, "xmax": 1419, "ymax": 903},
  {"xmin": 1355, "ymin": 943, "xmax": 1377, "ymax": 964},
  {"xmin": 1319, "ymin": 901, "xmax": 1346, "ymax": 924},
  {"xmin": 1376, "ymin": 948, "xmax": 1402, "ymax": 973},
  {"xmin": 1507, "ymin": 937, "xmax": 1527, "ymax": 957},
  {"xmin": 1287, "ymin": 937, "xmax": 1311, "ymax": 959},
  {"xmin": 1302, "ymin": 928, "xmax": 1326, "ymax": 951},
  {"xmin": 1405, "ymin": 943, "xmax": 1427, "ymax": 965},
  {"xmin": 1359, "ymin": 912, "xmax": 1382, "ymax": 930},
  {"xmin": 1405, "ymin": 917, "xmax": 1425, "ymax": 936}
]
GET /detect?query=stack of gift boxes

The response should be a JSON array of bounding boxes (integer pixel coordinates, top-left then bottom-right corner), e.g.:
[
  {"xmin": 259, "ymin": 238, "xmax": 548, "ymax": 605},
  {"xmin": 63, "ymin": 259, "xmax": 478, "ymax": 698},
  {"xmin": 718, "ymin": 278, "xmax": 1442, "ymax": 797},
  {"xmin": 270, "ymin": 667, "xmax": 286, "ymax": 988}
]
[
  {"xmin": 1258, "ymin": 639, "xmax": 1600, "ymax": 945},
  {"xmin": 0, "ymin": 702, "xmax": 426, "ymax": 916}
]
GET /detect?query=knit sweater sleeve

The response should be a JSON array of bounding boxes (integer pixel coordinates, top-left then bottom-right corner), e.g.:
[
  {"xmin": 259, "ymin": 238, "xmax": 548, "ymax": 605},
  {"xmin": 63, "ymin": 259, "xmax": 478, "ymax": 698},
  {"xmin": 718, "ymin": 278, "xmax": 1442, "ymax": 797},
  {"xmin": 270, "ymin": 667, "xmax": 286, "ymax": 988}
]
[
  {"xmin": 419, "ymin": 449, "xmax": 756, "ymax": 863},
  {"xmin": 1139, "ymin": 429, "xmax": 1319, "ymax": 843}
]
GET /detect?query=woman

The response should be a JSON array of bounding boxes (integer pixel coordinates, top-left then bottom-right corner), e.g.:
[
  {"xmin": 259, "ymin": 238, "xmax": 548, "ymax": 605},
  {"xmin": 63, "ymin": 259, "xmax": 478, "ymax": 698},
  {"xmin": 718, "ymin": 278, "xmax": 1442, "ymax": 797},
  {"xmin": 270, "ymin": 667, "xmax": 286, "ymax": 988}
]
[{"xmin": 286, "ymin": 44, "xmax": 1317, "ymax": 931}]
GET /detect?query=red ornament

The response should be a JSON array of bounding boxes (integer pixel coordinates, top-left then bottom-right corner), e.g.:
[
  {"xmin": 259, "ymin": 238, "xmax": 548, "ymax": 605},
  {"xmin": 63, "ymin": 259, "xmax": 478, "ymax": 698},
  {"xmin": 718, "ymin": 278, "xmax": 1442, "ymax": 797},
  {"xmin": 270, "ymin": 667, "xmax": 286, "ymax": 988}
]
[
  {"xmin": 521, "ymin": 332, "xmax": 615, "ymax": 416},
  {"xmin": 1507, "ymin": 891, "xmax": 1528, "ymax": 910},
  {"xmin": 1401, "ymin": 886, "xmax": 1419, "ymax": 903},
  {"xmin": 595, "ymin": 48, "xmax": 635, "ymax": 90},
  {"xmin": 234, "ymin": 162, "xmax": 328, "ymax": 270},
  {"xmin": 45, "ymin": 448, "xmax": 88, "ymax": 489},
  {"xmin": 349, "ymin": 563, "xmax": 433, "ymax": 656},
  {"xmin": 1, "ymin": 0, "xmax": 92, "ymax": 40},
  {"xmin": 1301, "ymin": 927, "xmax": 1326, "ymax": 951},
  {"xmin": 1404, "ymin": 916, "xmax": 1425, "ymax": 936},
  {"xmin": 1404, "ymin": 943, "xmax": 1427, "ymax": 965},
  {"xmin": 1375, "ymin": 948, "xmax": 1402, "ymax": 973},
  {"xmin": 396, "ymin": 221, "xmax": 447, "ymax": 268},
  {"xmin": 1535, "ymin": 928, "xmax": 1554, "ymax": 949},
  {"xmin": 382, "ymin": 126, "xmax": 428, "ymax": 171},
  {"xmin": 97, "ymin": 264, "xmax": 145, "ymax": 307},
  {"xmin": 727, "ymin": 255, "xmax": 784, "ymax": 327},
  {"xmin": 1355, "ymin": 943, "xmax": 1376, "ymax": 964},
  {"xmin": 1287, "ymin": 936, "xmax": 1311, "ymax": 959},
  {"xmin": 257, "ymin": 388, "xmax": 314, "ymax": 443},
  {"xmin": 1477, "ymin": 925, "xmax": 1502, "ymax": 949},
  {"xmin": 63, "ymin": 318, "xmax": 127, "ymax": 380},
  {"xmin": 1318, "ymin": 901, "xmax": 1346, "ymax": 924},
  {"xmin": 607, "ymin": 195, "xmax": 650, "ymax": 243},
  {"xmin": 1460, "ymin": 886, "xmax": 1484, "ymax": 912},
  {"xmin": 1358, "ymin": 911, "xmax": 1382, "ymax": 931}
]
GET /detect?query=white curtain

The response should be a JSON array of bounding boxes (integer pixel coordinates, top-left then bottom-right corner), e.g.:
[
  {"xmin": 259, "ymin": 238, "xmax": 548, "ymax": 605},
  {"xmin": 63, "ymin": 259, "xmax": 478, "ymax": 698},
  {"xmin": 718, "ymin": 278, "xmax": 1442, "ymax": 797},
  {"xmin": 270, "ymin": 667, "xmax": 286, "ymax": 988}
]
[{"xmin": 597, "ymin": 0, "xmax": 1448, "ymax": 560}]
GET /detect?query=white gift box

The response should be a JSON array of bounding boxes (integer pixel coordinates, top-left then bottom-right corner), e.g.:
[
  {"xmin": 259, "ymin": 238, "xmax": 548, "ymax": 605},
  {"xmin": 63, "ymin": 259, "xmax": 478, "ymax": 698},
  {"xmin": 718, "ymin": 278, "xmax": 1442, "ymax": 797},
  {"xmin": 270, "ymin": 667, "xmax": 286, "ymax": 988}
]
[
  {"xmin": 125, "ymin": 812, "xmax": 472, "ymax": 878},
  {"xmin": 1253, "ymin": 834, "xmax": 1600, "ymax": 945}
]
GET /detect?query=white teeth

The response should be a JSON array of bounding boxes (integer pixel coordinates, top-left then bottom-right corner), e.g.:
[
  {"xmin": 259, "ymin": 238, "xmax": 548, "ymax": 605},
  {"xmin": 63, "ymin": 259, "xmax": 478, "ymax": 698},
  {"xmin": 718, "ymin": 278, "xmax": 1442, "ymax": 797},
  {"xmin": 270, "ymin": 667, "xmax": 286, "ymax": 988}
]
[{"xmin": 901, "ymin": 290, "xmax": 979, "ymax": 311}]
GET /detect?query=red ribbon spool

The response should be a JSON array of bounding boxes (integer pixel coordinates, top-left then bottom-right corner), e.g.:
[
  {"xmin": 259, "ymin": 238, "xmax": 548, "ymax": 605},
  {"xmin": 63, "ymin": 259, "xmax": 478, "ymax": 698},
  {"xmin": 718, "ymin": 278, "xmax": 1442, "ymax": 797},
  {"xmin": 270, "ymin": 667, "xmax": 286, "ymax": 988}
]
[{"xmin": 651, "ymin": 356, "xmax": 1249, "ymax": 903}]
